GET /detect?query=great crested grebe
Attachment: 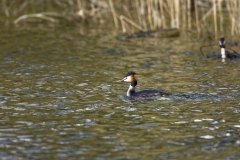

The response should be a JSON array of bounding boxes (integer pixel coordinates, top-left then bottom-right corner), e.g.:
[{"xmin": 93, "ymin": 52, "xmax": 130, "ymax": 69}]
[
  {"xmin": 117, "ymin": 72, "xmax": 171, "ymax": 99},
  {"xmin": 218, "ymin": 37, "xmax": 240, "ymax": 59},
  {"xmin": 200, "ymin": 37, "xmax": 240, "ymax": 60}
]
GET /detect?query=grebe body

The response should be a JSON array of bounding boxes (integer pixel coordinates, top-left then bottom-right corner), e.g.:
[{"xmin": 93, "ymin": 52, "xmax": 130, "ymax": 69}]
[{"xmin": 117, "ymin": 72, "xmax": 171, "ymax": 99}]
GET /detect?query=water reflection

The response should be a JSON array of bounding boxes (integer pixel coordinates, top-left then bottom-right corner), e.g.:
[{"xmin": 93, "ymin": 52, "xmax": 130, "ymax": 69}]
[{"xmin": 0, "ymin": 27, "xmax": 240, "ymax": 159}]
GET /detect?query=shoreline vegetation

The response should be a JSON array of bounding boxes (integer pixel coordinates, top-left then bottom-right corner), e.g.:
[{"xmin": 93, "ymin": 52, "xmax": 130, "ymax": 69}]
[{"xmin": 1, "ymin": 0, "xmax": 240, "ymax": 38}]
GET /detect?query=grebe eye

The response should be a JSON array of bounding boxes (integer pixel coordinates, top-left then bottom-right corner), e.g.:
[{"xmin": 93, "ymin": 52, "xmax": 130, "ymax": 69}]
[{"xmin": 122, "ymin": 76, "xmax": 131, "ymax": 82}]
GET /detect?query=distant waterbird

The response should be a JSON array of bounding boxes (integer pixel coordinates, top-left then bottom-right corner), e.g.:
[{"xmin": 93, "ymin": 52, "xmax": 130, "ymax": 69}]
[{"xmin": 200, "ymin": 37, "xmax": 240, "ymax": 62}]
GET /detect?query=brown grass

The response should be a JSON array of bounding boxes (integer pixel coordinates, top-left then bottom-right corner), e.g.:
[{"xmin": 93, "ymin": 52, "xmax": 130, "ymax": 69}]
[{"xmin": 2, "ymin": 0, "xmax": 240, "ymax": 38}]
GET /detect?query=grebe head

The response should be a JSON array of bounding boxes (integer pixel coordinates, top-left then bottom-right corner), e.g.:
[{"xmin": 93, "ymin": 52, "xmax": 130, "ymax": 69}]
[
  {"xmin": 117, "ymin": 72, "xmax": 138, "ymax": 97},
  {"xmin": 219, "ymin": 37, "xmax": 226, "ymax": 59},
  {"xmin": 219, "ymin": 37, "xmax": 225, "ymax": 48},
  {"xmin": 117, "ymin": 71, "xmax": 137, "ymax": 86}
]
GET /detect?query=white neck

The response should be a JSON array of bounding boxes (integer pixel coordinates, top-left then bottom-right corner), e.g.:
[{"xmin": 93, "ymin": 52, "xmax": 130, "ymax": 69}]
[
  {"xmin": 127, "ymin": 85, "xmax": 135, "ymax": 97},
  {"xmin": 221, "ymin": 48, "xmax": 226, "ymax": 59}
]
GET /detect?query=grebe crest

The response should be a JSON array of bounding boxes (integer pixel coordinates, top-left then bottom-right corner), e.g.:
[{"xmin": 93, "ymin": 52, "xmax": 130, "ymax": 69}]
[{"xmin": 117, "ymin": 71, "xmax": 171, "ymax": 99}]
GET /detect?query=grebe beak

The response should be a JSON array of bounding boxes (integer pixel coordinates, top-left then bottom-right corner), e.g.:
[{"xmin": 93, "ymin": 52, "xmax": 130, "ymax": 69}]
[
  {"xmin": 116, "ymin": 77, "xmax": 127, "ymax": 82},
  {"xmin": 116, "ymin": 75, "xmax": 131, "ymax": 82},
  {"xmin": 116, "ymin": 79, "xmax": 124, "ymax": 82}
]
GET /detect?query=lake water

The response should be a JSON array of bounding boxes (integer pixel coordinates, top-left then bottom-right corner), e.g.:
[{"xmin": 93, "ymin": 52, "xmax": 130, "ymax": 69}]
[{"xmin": 0, "ymin": 25, "xmax": 240, "ymax": 159}]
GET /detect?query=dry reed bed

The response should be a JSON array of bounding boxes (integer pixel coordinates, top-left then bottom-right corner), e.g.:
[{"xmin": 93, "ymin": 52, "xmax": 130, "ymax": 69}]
[{"xmin": 2, "ymin": 0, "xmax": 240, "ymax": 36}]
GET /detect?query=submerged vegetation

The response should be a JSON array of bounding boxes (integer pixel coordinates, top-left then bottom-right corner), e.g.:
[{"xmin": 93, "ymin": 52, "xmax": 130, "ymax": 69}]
[{"xmin": 1, "ymin": 0, "xmax": 240, "ymax": 38}]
